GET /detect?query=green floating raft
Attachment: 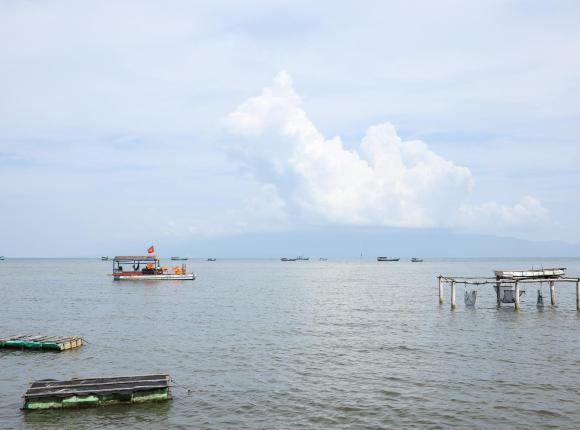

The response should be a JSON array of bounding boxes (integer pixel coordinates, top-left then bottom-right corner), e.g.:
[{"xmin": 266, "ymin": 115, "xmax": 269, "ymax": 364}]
[
  {"xmin": 23, "ymin": 374, "xmax": 172, "ymax": 410},
  {"xmin": 0, "ymin": 335, "xmax": 83, "ymax": 352}
]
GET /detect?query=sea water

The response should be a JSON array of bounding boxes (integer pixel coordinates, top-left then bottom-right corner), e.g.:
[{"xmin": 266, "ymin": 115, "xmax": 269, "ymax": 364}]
[{"xmin": 1, "ymin": 258, "xmax": 580, "ymax": 429}]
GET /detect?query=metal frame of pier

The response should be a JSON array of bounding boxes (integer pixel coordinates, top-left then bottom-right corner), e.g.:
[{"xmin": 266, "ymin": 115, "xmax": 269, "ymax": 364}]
[{"xmin": 438, "ymin": 275, "xmax": 580, "ymax": 311}]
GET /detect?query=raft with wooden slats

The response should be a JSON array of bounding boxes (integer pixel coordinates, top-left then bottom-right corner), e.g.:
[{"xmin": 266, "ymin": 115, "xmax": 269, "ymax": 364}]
[
  {"xmin": 0, "ymin": 335, "xmax": 83, "ymax": 351},
  {"xmin": 23, "ymin": 374, "xmax": 171, "ymax": 410}
]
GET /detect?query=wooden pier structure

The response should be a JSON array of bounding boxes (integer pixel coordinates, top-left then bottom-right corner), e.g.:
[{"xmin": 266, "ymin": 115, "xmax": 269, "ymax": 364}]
[
  {"xmin": 438, "ymin": 268, "xmax": 580, "ymax": 311},
  {"xmin": 23, "ymin": 374, "xmax": 171, "ymax": 410},
  {"xmin": 0, "ymin": 335, "xmax": 83, "ymax": 352}
]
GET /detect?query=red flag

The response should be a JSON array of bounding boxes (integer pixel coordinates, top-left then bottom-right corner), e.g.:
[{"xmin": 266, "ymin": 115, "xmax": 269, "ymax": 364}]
[{"xmin": 147, "ymin": 245, "xmax": 155, "ymax": 254}]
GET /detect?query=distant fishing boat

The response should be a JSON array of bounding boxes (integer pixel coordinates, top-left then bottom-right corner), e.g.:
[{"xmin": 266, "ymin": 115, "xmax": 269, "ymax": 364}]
[
  {"xmin": 101, "ymin": 256, "xmax": 109, "ymax": 261},
  {"xmin": 411, "ymin": 258, "xmax": 423, "ymax": 262},
  {"xmin": 0, "ymin": 256, "xmax": 4, "ymax": 261},
  {"xmin": 281, "ymin": 256, "xmax": 309, "ymax": 261},
  {"xmin": 319, "ymin": 258, "xmax": 328, "ymax": 261},
  {"xmin": 377, "ymin": 257, "xmax": 399, "ymax": 262},
  {"xmin": 207, "ymin": 258, "xmax": 216, "ymax": 261},
  {"xmin": 170, "ymin": 257, "xmax": 188, "ymax": 261}
]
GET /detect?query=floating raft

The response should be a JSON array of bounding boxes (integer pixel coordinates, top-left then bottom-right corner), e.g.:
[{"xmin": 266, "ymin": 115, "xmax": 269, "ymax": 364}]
[
  {"xmin": 0, "ymin": 335, "xmax": 83, "ymax": 352},
  {"xmin": 23, "ymin": 374, "xmax": 171, "ymax": 410}
]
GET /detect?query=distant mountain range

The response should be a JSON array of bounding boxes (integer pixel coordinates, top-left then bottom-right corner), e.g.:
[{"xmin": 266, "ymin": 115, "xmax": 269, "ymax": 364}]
[
  {"xmin": 159, "ymin": 227, "xmax": 580, "ymax": 258},
  {"xmin": 7, "ymin": 228, "xmax": 580, "ymax": 258}
]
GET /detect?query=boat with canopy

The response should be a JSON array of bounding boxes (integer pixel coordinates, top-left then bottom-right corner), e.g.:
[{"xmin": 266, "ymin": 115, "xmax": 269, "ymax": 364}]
[{"xmin": 111, "ymin": 253, "xmax": 195, "ymax": 281}]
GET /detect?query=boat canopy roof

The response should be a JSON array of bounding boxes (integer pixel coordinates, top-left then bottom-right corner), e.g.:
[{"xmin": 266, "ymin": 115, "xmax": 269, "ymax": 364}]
[{"xmin": 113, "ymin": 255, "xmax": 158, "ymax": 262}]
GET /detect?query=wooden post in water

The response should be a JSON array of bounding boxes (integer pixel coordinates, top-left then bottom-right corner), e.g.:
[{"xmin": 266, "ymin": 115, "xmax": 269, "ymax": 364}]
[
  {"xmin": 550, "ymin": 281, "xmax": 556, "ymax": 306},
  {"xmin": 495, "ymin": 282, "xmax": 501, "ymax": 308},
  {"xmin": 451, "ymin": 281, "xmax": 456, "ymax": 310},
  {"xmin": 438, "ymin": 276, "xmax": 444, "ymax": 305},
  {"xmin": 514, "ymin": 281, "xmax": 520, "ymax": 311},
  {"xmin": 576, "ymin": 281, "xmax": 580, "ymax": 312}
]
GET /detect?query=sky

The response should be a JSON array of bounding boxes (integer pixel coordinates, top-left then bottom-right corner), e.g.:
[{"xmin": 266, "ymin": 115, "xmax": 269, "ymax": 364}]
[{"xmin": 1, "ymin": 0, "xmax": 579, "ymax": 257}]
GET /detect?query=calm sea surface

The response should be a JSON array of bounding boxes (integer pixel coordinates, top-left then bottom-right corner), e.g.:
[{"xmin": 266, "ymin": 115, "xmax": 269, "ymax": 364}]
[{"xmin": 1, "ymin": 258, "xmax": 580, "ymax": 429}]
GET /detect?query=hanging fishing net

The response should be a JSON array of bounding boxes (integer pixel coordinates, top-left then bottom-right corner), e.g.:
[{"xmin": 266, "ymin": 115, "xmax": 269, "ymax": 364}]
[
  {"xmin": 464, "ymin": 290, "xmax": 477, "ymax": 306},
  {"xmin": 537, "ymin": 289, "xmax": 544, "ymax": 307},
  {"xmin": 501, "ymin": 288, "xmax": 524, "ymax": 304}
]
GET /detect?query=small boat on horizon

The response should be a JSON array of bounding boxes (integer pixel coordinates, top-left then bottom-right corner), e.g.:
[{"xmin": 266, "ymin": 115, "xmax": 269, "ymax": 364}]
[
  {"xmin": 411, "ymin": 258, "xmax": 423, "ymax": 262},
  {"xmin": 101, "ymin": 256, "xmax": 109, "ymax": 261},
  {"xmin": 319, "ymin": 258, "xmax": 328, "ymax": 261},
  {"xmin": 0, "ymin": 256, "xmax": 4, "ymax": 261},
  {"xmin": 207, "ymin": 258, "xmax": 216, "ymax": 261},
  {"xmin": 170, "ymin": 257, "xmax": 188, "ymax": 261},
  {"xmin": 281, "ymin": 256, "xmax": 310, "ymax": 261},
  {"xmin": 377, "ymin": 257, "xmax": 400, "ymax": 262}
]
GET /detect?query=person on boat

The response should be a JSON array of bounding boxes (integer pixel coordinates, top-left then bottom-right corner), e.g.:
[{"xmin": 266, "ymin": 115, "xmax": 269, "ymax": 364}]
[{"xmin": 142, "ymin": 262, "xmax": 155, "ymax": 275}]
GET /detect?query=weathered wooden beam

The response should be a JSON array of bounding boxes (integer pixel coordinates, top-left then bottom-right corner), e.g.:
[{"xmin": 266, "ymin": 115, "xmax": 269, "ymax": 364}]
[
  {"xmin": 438, "ymin": 276, "xmax": 443, "ymax": 305},
  {"xmin": 576, "ymin": 281, "xmax": 580, "ymax": 311},
  {"xmin": 550, "ymin": 281, "xmax": 556, "ymax": 306},
  {"xmin": 28, "ymin": 378, "xmax": 168, "ymax": 392},
  {"xmin": 440, "ymin": 276, "xmax": 580, "ymax": 284},
  {"xmin": 514, "ymin": 282, "xmax": 520, "ymax": 311},
  {"xmin": 27, "ymin": 384, "xmax": 169, "ymax": 398}
]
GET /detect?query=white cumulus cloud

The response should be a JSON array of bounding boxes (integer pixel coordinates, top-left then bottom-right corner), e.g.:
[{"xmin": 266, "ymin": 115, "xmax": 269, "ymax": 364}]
[{"xmin": 226, "ymin": 71, "xmax": 548, "ymax": 231}]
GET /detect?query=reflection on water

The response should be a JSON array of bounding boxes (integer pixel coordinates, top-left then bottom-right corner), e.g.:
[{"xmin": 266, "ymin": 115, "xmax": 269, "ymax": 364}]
[
  {"xmin": 23, "ymin": 402, "xmax": 172, "ymax": 429},
  {"xmin": 1, "ymin": 258, "xmax": 580, "ymax": 429}
]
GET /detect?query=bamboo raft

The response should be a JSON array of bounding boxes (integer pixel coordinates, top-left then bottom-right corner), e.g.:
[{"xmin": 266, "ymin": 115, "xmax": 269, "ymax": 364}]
[
  {"xmin": 0, "ymin": 335, "xmax": 83, "ymax": 352},
  {"xmin": 23, "ymin": 374, "xmax": 171, "ymax": 410}
]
